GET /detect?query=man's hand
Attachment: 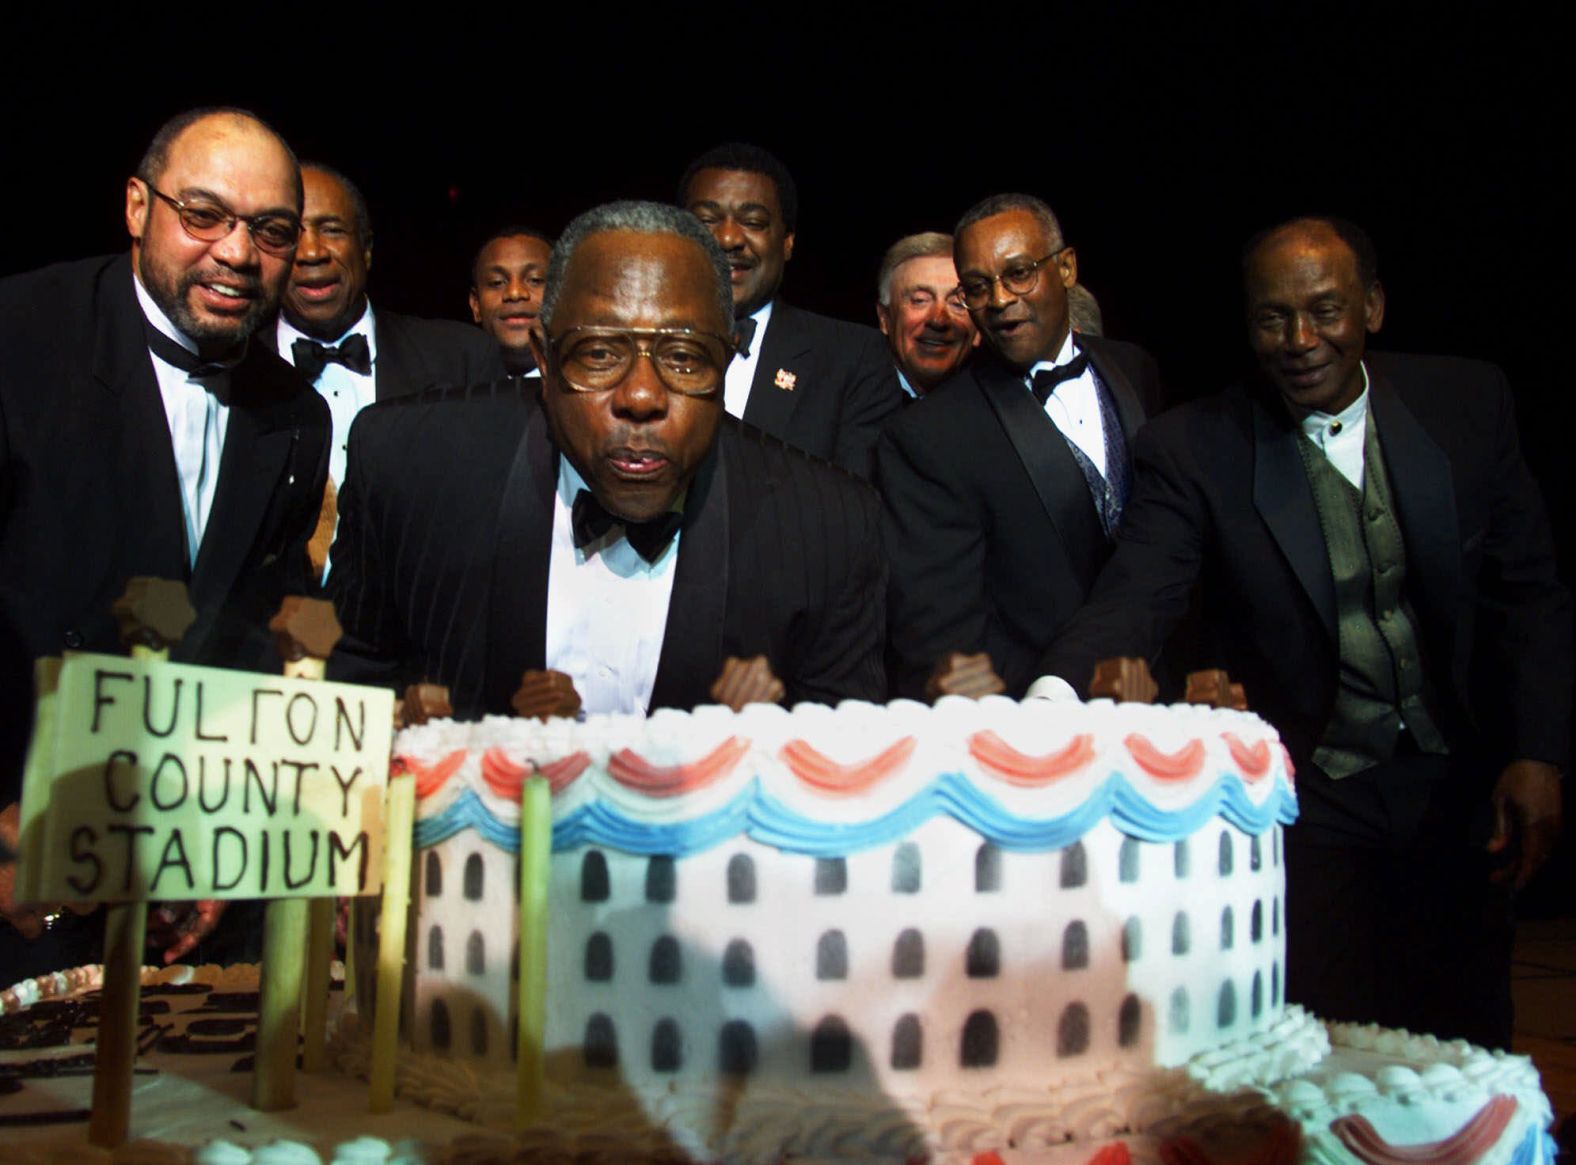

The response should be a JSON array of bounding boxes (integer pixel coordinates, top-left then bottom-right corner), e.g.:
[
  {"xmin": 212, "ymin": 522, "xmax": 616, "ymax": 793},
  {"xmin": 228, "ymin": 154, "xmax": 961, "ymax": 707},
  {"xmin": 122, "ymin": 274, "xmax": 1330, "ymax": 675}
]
[
  {"xmin": 511, "ymin": 669, "xmax": 583, "ymax": 721},
  {"xmin": 925, "ymin": 652, "xmax": 1006, "ymax": 701},
  {"xmin": 1487, "ymin": 759, "xmax": 1563, "ymax": 889},
  {"xmin": 1, "ymin": 801, "xmax": 60, "ymax": 940},
  {"xmin": 1089, "ymin": 657, "xmax": 1159, "ymax": 704},
  {"xmin": 147, "ymin": 900, "xmax": 227, "ymax": 964},
  {"xmin": 398, "ymin": 682, "xmax": 454, "ymax": 728},
  {"xmin": 710, "ymin": 656, "xmax": 786, "ymax": 712}
]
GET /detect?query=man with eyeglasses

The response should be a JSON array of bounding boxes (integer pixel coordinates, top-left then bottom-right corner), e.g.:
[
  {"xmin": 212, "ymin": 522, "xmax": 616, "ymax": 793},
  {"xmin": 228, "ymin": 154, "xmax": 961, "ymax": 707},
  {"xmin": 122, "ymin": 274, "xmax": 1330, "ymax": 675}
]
[
  {"xmin": 0, "ymin": 107, "xmax": 330, "ymax": 979},
  {"xmin": 875, "ymin": 193, "xmax": 1161, "ymax": 699},
  {"xmin": 327, "ymin": 200, "xmax": 885, "ymax": 718},
  {"xmin": 680, "ymin": 143, "xmax": 902, "ymax": 479},
  {"xmin": 874, "ymin": 232, "xmax": 979, "ymax": 399}
]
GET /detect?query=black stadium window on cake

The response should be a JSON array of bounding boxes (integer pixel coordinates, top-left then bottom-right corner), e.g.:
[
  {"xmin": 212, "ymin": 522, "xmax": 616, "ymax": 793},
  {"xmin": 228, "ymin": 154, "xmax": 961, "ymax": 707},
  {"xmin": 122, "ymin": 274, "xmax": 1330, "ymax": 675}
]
[
  {"xmin": 727, "ymin": 853, "xmax": 757, "ymax": 903},
  {"xmin": 425, "ymin": 850, "xmax": 443, "ymax": 897},
  {"xmin": 1252, "ymin": 970, "xmax": 1264, "ymax": 1018},
  {"xmin": 1250, "ymin": 834, "xmax": 1262, "ymax": 871},
  {"xmin": 464, "ymin": 852, "xmax": 485, "ymax": 901},
  {"xmin": 471, "ymin": 1008, "xmax": 488, "ymax": 1057},
  {"xmin": 1251, "ymin": 900, "xmax": 1264, "ymax": 943},
  {"xmin": 966, "ymin": 928, "xmax": 1000, "ymax": 978},
  {"xmin": 1057, "ymin": 1002, "xmax": 1090, "ymax": 1057},
  {"xmin": 1062, "ymin": 920, "xmax": 1089, "ymax": 970},
  {"xmin": 649, "ymin": 935, "xmax": 682, "ymax": 984},
  {"xmin": 467, "ymin": 931, "xmax": 485, "ymax": 976},
  {"xmin": 1273, "ymin": 897, "xmax": 1281, "ymax": 936},
  {"xmin": 581, "ymin": 850, "xmax": 610, "ymax": 902},
  {"xmin": 584, "ymin": 1013, "xmax": 618, "ymax": 1069},
  {"xmin": 814, "ymin": 856, "xmax": 847, "ymax": 895},
  {"xmin": 1118, "ymin": 836, "xmax": 1140, "ymax": 882},
  {"xmin": 1220, "ymin": 905, "xmax": 1235, "ymax": 951},
  {"xmin": 723, "ymin": 939, "xmax": 755, "ymax": 987},
  {"xmin": 1217, "ymin": 980, "xmax": 1237, "ymax": 1028},
  {"xmin": 1060, "ymin": 840, "xmax": 1087, "ymax": 888},
  {"xmin": 817, "ymin": 929, "xmax": 849, "ymax": 980},
  {"xmin": 646, "ymin": 855, "xmax": 677, "ymax": 903},
  {"xmin": 651, "ymin": 1017, "xmax": 683, "ymax": 1072},
  {"xmin": 1122, "ymin": 916, "xmax": 1142, "ymax": 963},
  {"xmin": 811, "ymin": 1015, "xmax": 854, "ymax": 1072},
  {"xmin": 975, "ymin": 843, "xmax": 1002, "ymax": 892},
  {"xmin": 1118, "ymin": 994, "xmax": 1142, "ymax": 1047},
  {"xmin": 719, "ymin": 1020, "xmax": 759, "ymax": 1075},
  {"xmin": 1272, "ymin": 961, "xmax": 1280, "ymax": 1005},
  {"xmin": 1172, "ymin": 911, "xmax": 1191, "ymax": 956},
  {"xmin": 428, "ymin": 925, "xmax": 444, "ymax": 971},
  {"xmin": 1168, "ymin": 987, "xmax": 1189, "ymax": 1035},
  {"xmin": 892, "ymin": 841, "xmax": 922, "ymax": 893},
  {"xmin": 1218, "ymin": 830, "xmax": 1233, "ymax": 876},
  {"xmin": 961, "ymin": 1010, "xmax": 998, "ymax": 1067},
  {"xmin": 892, "ymin": 928, "xmax": 925, "ymax": 978},
  {"xmin": 431, "ymin": 998, "xmax": 452, "ymax": 1050},
  {"xmin": 585, "ymin": 932, "xmax": 614, "ymax": 982},
  {"xmin": 891, "ymin": 1013, "xmax": 923, "ymax": 1070},
  {"xmin": 1174, "ymin": 838, "xmax": 1191, "ymax": 878}
]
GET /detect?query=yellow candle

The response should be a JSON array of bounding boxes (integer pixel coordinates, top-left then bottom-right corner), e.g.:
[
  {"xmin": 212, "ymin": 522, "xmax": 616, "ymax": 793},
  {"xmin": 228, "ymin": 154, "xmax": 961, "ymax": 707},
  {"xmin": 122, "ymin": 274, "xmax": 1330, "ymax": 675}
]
[
  {"xmin": 369, "ymin": 771, "xmax": 415, "ymax": 1112},
  {"xmin": 253, "ymin": 897, "xmax": 308, "ymax": 1110},
  {"xmin": 515, "ymin": 773, "xmax": 552, "ymax": 1128}
]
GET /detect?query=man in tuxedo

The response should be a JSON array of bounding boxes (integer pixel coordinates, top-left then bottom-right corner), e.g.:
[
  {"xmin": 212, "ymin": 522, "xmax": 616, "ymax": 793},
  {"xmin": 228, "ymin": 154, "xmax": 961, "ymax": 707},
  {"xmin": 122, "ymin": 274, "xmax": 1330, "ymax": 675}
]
[
  {"xmin": 875, "ymin": 193, "xmax": 1162, "ymax": 698},
  {"xmin": 679, "ymin": 143, "xmax": 901, "ymax": 478},
  {"xmin": 469, "ymin": 225, "xmax": 554, "ymax": 377},
  {"xmin": 276, "ymin": 163, "xmax": 504, "ymax": 568},
  {"xmin": 874, "ymin": 231, "xmax": 978, "ymax": 399},
  {"xmin": 1041, "ymin": 217, "xmax": 1569, "ymax": 1047},
  {"xmin": 327, "ymin": 200, "xmax": 885, "ymax": 717},
  {"xmin": 0, "ymin": 107, "xmax": 330, "ymax": 975}
]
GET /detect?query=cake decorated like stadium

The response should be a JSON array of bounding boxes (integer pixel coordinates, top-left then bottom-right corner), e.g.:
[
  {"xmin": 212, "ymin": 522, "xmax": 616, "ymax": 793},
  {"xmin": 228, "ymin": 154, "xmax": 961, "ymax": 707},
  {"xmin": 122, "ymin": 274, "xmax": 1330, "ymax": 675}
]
[{"xmin": 3, "ymin": 696, "xmax": 1557, "ymax": 1163}]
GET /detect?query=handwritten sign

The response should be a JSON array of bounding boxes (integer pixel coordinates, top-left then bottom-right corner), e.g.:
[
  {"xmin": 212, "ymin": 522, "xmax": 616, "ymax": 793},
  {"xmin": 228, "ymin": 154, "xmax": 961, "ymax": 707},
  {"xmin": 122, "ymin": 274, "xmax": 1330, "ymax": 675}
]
[{"xmin": 18, "ymin": 653, "xmax": 394, "ymax": 903}]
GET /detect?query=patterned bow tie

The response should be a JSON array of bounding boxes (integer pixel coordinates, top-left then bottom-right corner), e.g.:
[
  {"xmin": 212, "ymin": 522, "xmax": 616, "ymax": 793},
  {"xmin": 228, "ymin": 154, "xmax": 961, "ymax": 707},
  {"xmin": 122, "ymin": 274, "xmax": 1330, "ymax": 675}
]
[
  {"xmin": 292, "ymin": 333, "xmax": 372, "ymax": 382},
  {"xmin": 734, "ymin": 316, "xmax": 758, "ymax": 358},
  {"xmin": 1031, "ymin": 354, "xmax": 1090, "ymax": 405},
  {"xmin": 571, "ymin": 489, "xmax": 682, "ymax": 564},
  {"xmin": 144, "ymin": 319, "xmax": 243, "ymax": 379}
]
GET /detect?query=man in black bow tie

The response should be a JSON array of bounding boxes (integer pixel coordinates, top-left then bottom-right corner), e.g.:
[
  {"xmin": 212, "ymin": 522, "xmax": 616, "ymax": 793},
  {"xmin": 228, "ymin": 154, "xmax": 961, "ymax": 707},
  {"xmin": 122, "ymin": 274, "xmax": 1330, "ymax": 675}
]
[
  {"xmin": 875, "ymin": 193, "xmax": 1163, "ymax": 698},
  {"xmin": 0, "ymin": 107, "xmax": 332, "ymax": 979},
  {"xmin": 275, "ymin": 164, "xmax": 503, "ymax": 571},
  {"xmin": 327, "ymin": 200, "xmax": 885, "ymax": 718}
]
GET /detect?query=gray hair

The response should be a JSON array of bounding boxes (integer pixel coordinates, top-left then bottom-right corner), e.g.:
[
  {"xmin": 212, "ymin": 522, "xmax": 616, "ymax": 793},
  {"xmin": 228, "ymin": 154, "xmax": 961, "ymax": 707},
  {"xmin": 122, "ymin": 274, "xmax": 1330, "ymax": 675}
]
[
  {"xmin": 877, "ymin": 231, "xmax": 955, "ymax": 305},
  {"xmin": 540, "ymin": 200, "xmax": 732, "ymax": 330},
  {"xmin": 1067, "ymin": 283, "xmax": 1104, "ymax": 336},
  {"xmin": 955, "ymin": 192, "xmax": 1065, "ymax": 252}
]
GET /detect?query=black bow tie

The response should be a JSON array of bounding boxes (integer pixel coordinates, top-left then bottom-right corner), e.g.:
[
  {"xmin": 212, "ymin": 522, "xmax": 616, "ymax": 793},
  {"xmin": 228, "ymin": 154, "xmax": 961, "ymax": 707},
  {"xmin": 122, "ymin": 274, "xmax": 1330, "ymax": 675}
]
[
  {"xmin": 144, "ymin": 319, "xmax": 243, "ymax": 379},
  {"xmin": 571, "ymin": 489, "xmax": 682, "ymax": 564},
  {"xmin": 1031, "ymin": 353, "xmax": 1090, "ymax": 405},
  {"xmin": 734, "ymin": 315, "xmax": 758, "ymax": 358},
  {"xmin": 292, "ymin": 333, "xmax": 372, "ymax": 382}
]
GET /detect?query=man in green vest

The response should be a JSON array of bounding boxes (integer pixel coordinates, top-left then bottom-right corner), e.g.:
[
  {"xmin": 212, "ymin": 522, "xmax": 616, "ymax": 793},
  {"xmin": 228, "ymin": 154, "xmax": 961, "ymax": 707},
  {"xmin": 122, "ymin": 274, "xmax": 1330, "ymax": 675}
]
[{"xmin": 1041, "ymin": 216, "xmax": 1569, "ymax": 1049}]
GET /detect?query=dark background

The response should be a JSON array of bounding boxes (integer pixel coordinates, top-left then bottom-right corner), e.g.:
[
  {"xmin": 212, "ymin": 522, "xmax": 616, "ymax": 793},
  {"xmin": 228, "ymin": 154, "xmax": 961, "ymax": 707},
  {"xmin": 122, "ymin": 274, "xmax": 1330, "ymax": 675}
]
[{"xmin": 4, "ymin": 12, "xmax": 1571, "ymax": 896}]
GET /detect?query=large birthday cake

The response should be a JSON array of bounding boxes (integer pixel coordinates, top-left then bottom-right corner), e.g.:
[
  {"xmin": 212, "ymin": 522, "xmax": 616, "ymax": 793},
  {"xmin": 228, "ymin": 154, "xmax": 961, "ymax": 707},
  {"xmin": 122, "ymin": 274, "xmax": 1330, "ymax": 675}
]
[{"xmin": 2, "ymin": 696, "xmax": 1557, "ymax": 1163}]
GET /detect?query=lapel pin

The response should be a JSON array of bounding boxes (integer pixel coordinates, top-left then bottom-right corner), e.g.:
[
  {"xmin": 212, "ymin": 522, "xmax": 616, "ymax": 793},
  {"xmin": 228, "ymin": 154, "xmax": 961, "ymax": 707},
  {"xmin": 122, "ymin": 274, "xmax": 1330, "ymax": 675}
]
[{"xmin": 774, "ymin": 368, "xmax": 797, "ymax": 391}]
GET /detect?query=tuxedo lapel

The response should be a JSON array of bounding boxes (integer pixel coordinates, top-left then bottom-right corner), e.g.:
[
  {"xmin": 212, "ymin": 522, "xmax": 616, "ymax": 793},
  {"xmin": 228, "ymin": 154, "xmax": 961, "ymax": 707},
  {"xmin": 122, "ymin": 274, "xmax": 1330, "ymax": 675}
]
[
  {"xmin": 1251, "ymin": 393, "xmax": 1337, "ymax": 641},
  {"xmin": 742, "ymin": 301, "xmax": 809, "ymax": 437},
  {"xmin": 1082, "ymin": 337, "xmax": 1147, "ymax": 438},
  {"xmin": 649, "ymin": 442, "xmax": 729, "ymax": 711},
  {"xmin": 483, "ymin": 388, "xmax": 556, "ymax": 709},
  {"xmin": 371, "ymin": 312, "xmax": 412, "ymax": 402},
  {"xmin": 978, "ymin": 360, "xmax": 1105, "ymax": 580},
  {"xmin": 1368, "ymin": 372, "xmax": 1460, "ymax": 656}
]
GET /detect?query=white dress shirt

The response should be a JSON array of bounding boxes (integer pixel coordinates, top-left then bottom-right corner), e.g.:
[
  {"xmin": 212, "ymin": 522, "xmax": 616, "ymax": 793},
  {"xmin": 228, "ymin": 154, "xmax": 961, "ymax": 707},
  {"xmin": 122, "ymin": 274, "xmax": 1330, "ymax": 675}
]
[
  {"xmin": 723, "ymin": 300, "xmax": 774, "ymax": 420},
  {"xmin": 1294, "ymin": 364, "xmax": 1371, "ymax": 490},
  {"xmin": 1026, "ymin": 330, "xmax": 1108, "ymax": 476},
  {"xmin": 896, "ymin": 369, "xmax": 919, "ymax": 399},
  {"xmin": 277, "ymin": 304, "xmax": 379, "ymax": 491},
  {"xmin": 545, "ymin": 459, "xmax": 680, "ymax": 716},
  {"xmin": 133, "ymin": 273, "xmax": 230, "ymax": 568}
]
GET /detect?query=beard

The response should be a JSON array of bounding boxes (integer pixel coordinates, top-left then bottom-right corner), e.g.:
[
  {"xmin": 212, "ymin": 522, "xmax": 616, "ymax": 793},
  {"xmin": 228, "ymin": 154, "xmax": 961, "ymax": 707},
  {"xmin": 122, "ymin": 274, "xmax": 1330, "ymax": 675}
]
[{"xmin": 139, "ymin": 253, "xmax": 275, "ymax": 353}]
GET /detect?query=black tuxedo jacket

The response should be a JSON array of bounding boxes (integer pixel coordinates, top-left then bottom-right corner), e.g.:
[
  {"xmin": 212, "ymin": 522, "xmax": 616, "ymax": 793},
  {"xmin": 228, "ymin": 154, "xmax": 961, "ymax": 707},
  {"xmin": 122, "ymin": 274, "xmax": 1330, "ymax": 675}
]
[
  {"xmin": 326, "ymin": 380, "xmax": 886, "ymax": 713},
  {"xmin": 0, "ymin": 254, "xmax": 331, "ymax": 800},
  {"xmin": 1042, "ymin": 352, "xmax": 1571, "ymax": 774},
  {"xmin": 876, "ymin": 336, "xmax": 1162, "ymax": 698},
  {"xmin": 741, "ymin": 301, "xmax": 903, "ymax": 479},
  {"xmin": 273, "ymin": 308, "xmax": 505, "ymax": 401}
]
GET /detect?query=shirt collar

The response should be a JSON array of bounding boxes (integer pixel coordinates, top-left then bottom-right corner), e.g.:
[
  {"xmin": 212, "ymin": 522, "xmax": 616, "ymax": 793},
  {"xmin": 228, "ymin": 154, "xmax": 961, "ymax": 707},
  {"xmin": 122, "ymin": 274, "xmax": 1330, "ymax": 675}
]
[
  {"xmin": 1025, "ymin": 328, "xmax": 1079, "ymax": 379},
  {"xmin": 1294, "ymin": 361, "xmax": 1370, "ymax": 438},
  {"xmin": 895, "ymin": 368, "xmax": 918, "ymax": 399},
  {"xmin": 132, "ymin": 266, "xmax": 198, "ymax": 355},
  {"xmin": 278, "ymin": 300, "xmax": 378, "ymax": 361}
]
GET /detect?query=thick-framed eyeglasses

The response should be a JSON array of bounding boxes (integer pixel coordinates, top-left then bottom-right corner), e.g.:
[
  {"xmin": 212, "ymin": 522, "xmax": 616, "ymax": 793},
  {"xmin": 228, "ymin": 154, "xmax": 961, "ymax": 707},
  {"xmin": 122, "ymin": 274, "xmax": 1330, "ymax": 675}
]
[
  {"xmin": 546, "ymin": 326, "xmax": 736, "ymax": 397},
  {"xmin": 145, "ymin": 184, "xmax": 302, "ymax": 255},
  {"xmin": 958, "ymin": 248, "xmax": 1070, "ymax": 308}
]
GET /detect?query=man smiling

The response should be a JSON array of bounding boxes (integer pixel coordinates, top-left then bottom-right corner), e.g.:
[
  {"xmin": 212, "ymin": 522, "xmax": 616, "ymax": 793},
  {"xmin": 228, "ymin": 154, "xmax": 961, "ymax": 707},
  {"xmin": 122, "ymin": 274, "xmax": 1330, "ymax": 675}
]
[
  {"xmin": 328, "ymin": 201, "xmax": 884, "ymax": 716},
  {"xmin": 469, "ymin": 226, "xmax": 554, "ymax": 376},
  {"xmin": 874, "ymin": 231, "xmax": 978, "ymax": 397}
]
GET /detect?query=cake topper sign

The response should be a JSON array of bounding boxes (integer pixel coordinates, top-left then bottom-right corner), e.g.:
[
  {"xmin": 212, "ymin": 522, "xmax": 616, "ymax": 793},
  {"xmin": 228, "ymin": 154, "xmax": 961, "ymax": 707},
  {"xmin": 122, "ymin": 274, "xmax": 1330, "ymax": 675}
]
[{"xmin": 17, "ymin": 652, "xmax": 394, "ymax": 902}]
